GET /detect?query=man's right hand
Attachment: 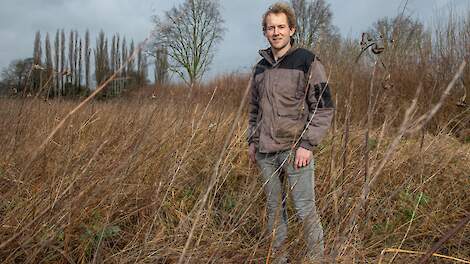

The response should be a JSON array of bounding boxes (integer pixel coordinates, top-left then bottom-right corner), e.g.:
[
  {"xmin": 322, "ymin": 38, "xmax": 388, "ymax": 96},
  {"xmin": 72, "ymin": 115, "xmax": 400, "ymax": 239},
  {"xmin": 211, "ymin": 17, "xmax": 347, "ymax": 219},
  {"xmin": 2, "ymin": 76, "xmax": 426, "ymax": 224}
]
[{"xmin": 248, "ymin": 143, "xmax": 256, "ymax": 164}]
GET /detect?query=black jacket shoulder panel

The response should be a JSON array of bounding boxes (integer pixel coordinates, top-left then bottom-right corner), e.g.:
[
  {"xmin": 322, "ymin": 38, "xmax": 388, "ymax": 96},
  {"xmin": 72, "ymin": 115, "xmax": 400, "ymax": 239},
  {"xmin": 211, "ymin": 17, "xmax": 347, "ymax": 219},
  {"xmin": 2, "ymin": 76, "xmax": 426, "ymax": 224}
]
[
  {"xmin": 295, "ymin": 48, "xmax": 316, "ymax": 73},
  {"xmin": 278, "ymin": 48, "xmax": 316, "ymax": 73},
  {"xmin": 295, "ymin": 48, "xmax": 316, "ymax": 62},
  {"xmin": 255, "ymin": 58, "xmax": 269, "ymax": 76}
]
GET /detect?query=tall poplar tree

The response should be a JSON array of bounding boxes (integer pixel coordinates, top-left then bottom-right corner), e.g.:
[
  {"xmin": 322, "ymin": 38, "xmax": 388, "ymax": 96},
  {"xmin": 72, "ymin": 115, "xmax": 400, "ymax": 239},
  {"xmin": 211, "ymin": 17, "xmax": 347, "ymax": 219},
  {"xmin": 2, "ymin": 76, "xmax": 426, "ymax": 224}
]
[
  {"xmin": 74, "ymin": 31, "xmax": 79, "ymax": 90},
  {"xmin": 32, "ymin": 30, "xmax": 42, "ymax": 93},
  {"xmin": 121, "ymin": 37, "xmax": 127, "ymax": 91},
  {"xmin": 45, "ymin": 33, "xmax": 53, "ymax": 97},
  {"xmin": 60, "ymin": 29, "xmax": 66, "ymax": 95},
  {"xmin": 154, "ymin": 46, "xmax": 169, "ymax": 85},
  {"xmin": 68, "ymin": 30, "xmax": 74, "ymax": 94},
  {"xmin": 141, "ymin": 52, "xmax": 148, "ymax": 86},
  {"xmin": 116, "ymin": 35, "xmax": 121, "ymax": 94},
  {"xmin": 137, "ymin": 46, "xmax": 142, "ymax": 86},
  {"xmin": 95, "ymin": 30, "xmax": 110, "ymax": 96},
  {"xmin": 128, "ymin": 40, "xmax": 135, "ymax": 80},
  {"xmin": 84, "ymin": 30, "xmax": 90, "ymax": 91},
  {"xmin": 78, "ymin": 38, "xmax": 83, "ymax": 95},
  {"xmin": 110, "ymin": 35, "xmax": 116, "ymax": 95},
  {"xmin": 54, "ymin": 30, "xmax": 60, "ymax": 96}
]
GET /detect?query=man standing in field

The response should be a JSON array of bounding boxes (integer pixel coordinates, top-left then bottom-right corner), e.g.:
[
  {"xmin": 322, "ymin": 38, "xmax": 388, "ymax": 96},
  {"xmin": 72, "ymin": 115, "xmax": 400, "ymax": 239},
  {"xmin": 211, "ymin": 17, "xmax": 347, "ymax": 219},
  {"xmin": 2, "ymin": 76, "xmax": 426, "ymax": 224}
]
[{"xmin": 247, "ymin": 2, "xmax": 334, "ymax": 263}]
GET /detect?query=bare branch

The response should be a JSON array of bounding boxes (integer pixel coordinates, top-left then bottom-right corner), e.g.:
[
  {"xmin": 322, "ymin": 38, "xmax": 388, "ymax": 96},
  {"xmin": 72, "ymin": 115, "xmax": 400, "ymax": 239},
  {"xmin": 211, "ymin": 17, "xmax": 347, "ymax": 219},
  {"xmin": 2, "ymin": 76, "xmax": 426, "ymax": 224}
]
[{"xmin": 151, "ymin": 0, "xmax": 224, "ymax": 88}]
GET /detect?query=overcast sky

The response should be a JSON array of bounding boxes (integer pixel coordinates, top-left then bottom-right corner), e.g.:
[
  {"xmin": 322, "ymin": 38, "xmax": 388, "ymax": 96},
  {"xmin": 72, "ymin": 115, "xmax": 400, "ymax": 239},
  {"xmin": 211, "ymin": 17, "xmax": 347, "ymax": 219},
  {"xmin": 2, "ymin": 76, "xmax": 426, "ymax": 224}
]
[{"xmin": 0, "ymin": 0, "xmax": 468, "ymax": 80}]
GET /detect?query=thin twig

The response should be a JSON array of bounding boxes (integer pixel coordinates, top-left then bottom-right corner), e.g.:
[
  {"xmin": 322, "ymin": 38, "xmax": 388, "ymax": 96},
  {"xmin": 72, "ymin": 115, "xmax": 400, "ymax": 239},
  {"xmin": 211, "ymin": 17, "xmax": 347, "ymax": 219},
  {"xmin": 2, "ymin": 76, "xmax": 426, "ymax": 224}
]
[
  {"xmin": 417, "ymin": 213, "xmax": 470, "ymax": 264},
  {"xmin": 378, "ymin": 247, "xmax": 470, "ymax": 264}
]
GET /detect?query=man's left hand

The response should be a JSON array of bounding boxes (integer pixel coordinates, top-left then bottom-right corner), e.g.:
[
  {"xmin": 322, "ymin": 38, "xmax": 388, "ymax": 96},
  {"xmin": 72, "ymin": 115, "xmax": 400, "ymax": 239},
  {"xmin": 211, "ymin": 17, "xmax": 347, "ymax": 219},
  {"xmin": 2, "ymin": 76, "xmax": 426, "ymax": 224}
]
[{"xmin": 294, "ymin": 147, "xmax": 312, "ymax": 169}]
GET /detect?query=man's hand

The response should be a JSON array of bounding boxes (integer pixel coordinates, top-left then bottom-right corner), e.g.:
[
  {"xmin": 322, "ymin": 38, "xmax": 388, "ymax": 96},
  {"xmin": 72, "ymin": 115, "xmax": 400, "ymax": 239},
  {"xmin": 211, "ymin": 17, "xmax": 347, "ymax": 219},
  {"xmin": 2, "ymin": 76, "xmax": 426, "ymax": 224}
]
[
  {"xmin": 248, "ymin": 143, "xmax": 256, "ymax": 164},
  {"xmin": 294, "ymin": 147, "xmax": 312, "ymax": 169}
]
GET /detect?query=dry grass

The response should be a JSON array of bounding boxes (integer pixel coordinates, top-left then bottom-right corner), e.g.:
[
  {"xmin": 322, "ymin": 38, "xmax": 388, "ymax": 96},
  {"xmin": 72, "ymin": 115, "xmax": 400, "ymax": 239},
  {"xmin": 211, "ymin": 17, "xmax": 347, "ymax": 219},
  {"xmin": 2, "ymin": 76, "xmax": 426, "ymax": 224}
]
[
  {"xmin": 1, "ymin": 7, "xmax": 470, "ymax": 263},
  {"xmin": 0, "ymin": 72, "xmax": 469, "ymax": 263}
]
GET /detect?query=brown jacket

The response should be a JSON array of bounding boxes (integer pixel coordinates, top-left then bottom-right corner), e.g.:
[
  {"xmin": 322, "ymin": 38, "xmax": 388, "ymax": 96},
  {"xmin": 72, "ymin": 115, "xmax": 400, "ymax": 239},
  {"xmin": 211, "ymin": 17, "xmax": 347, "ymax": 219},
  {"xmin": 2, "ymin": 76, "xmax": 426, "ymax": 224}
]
[{"xmin": 248, "ymin": 46, "xmax": 334, "ymax": 153}]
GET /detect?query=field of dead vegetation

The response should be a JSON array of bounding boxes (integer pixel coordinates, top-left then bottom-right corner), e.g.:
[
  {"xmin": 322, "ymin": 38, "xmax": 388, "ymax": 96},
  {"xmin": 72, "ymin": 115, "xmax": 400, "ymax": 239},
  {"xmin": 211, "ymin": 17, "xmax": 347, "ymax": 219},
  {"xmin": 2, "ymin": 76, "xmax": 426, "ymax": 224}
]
[{"xmin": 0, "ymin": 71, "xmax": 469, "ymax": 263}]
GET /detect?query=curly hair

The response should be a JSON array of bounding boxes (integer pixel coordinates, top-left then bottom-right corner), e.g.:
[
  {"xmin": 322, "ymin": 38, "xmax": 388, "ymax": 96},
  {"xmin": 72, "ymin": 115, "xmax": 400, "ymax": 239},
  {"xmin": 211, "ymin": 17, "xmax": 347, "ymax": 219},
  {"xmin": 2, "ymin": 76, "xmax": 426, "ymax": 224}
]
[{"xmin": 262, "ymin": 2, "xmax": 297, "ymax": 32}]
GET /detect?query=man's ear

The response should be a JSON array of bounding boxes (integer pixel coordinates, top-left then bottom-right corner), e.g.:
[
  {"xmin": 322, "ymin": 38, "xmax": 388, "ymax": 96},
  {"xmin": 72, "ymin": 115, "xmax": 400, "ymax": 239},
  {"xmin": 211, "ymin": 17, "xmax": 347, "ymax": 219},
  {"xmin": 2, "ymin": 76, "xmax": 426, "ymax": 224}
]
[{"xmin": 289, "ymin": 27, "xmax": 296, "ymax": 37}]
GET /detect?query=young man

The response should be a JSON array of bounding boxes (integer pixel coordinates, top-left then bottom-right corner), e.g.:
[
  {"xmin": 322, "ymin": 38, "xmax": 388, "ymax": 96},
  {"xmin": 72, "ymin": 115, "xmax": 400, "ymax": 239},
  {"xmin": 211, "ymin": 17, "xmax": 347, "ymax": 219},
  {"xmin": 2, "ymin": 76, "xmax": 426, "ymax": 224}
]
[{"xmin": 247, "ymin": 2, "xmax": 334, "ymax": 263}]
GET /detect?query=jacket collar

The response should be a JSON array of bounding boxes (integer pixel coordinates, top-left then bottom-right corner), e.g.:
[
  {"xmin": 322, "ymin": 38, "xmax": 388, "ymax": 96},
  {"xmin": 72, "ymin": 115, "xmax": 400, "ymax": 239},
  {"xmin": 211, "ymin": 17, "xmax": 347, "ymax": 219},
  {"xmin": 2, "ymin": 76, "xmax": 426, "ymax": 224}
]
[{"xmin": 259, "ymin": 44, "xmax": 298, "ymax": 66}]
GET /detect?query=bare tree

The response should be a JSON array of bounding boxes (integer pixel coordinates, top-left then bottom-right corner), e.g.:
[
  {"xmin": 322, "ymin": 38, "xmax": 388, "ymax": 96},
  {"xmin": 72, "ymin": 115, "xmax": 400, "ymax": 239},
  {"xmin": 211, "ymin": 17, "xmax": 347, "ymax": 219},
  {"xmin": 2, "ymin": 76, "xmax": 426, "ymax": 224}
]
[
  {"xmin": 367, "ymin": 15, "xmax": 428, "ymax": 70},
  {"xmin": 1, "ymin": 58, "xmax": 34, "ymax": 94},
  {"xmin": 45, "ymin": 33, "xmax": 53, "ymax": 96},
  {"xmin": 60, "ymin": 29, "xmax": 66, "ymax": 95},
  {"xmin": 54, "ymin": 30, "xmax": 60, "ymax": 96},
  {"xmin": 128, "ymin": 40, "xmax": 135, "ymax": 79},
  {"xmin": 73, "ymin": 31, "xmax": 79, "ymax": 91},
  {"xmin": 115, "ymin": 35, "xmax": 121, "ymax": 94},
  {"xmin": 290, "ymin": 0, "xmax": 334, "ymax": 49},
  {"xmin": 111, "ymin": 34, "xmax": 116, "ymax": 95},
  {"xmin": 121, "ymin": 37, "xmax": 128, "ymax": 90},
  {"xmin": 32, "ymin": 31, "xmax": 42, "ymax": 94},
  {"xmin": 154, "ymin": 46, "xmax": 169, "ymax": 85},
  {"xmin": 95, "ymin": 30, "xmax": 109, "ymax": 88},
  {"xmin": 137, "ymin": 45, "xmax": 142, "ymax": 86},
  {"xmin": 141, "ymin": 51, "xmax": 148, "ymax": 85},
  {"xmin": 85, "ymin": 30, "xmax": 91, "ymax": 92},
  {"xmin": 78, "ymin": 38, "xmax": 83, "ymax": 95},
  {"xmin": 136, "ymin": 47, "xmax": 148, "ymax": 86},
  {"xmin": 152, "ymin": 0, "xmax": 224, "ymax": 88},
  {"xmin": 68, "ymin": 30, "xmax": 74, "ymax": 94}
]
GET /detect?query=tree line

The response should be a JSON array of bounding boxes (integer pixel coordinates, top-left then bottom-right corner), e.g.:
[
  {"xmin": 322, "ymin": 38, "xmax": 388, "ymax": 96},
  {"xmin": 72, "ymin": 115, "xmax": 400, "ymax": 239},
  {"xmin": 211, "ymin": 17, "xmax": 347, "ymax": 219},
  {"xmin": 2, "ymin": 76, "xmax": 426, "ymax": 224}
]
[
  {"xmin": 1, "ymin": 0, "xmax": 467, "ymax": 104},
  {"xmin": 1, "ymin": 0, "xmax": 335, "ymax": 96},
  {"xmin": 1, "ymin": 29, "xmax": 170, "ymax": 98}
]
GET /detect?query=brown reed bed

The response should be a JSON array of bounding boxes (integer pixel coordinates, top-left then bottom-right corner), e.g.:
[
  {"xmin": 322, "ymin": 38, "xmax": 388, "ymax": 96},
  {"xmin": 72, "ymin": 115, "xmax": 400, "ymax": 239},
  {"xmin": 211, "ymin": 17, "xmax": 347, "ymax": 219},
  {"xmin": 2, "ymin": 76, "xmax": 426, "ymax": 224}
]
[{"xmin": 0, "ymin": 73, "xmax": 469, "ymax": 263}]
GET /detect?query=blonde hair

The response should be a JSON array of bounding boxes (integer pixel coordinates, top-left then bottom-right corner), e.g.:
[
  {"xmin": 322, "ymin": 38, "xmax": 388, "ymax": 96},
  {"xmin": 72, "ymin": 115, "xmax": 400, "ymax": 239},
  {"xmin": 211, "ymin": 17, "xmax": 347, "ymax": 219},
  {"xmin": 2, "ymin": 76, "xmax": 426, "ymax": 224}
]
[{"xmin": 262, "ymin": 2, "xmax": 297, "ymax": 32}]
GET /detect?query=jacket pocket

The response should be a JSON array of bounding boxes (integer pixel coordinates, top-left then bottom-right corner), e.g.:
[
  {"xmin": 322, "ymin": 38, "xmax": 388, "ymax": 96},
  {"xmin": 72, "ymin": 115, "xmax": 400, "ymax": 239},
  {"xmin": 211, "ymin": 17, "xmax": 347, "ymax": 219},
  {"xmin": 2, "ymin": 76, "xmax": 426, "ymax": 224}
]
[
  {"xmin": 273, "ymin": 116, "xmax": 305, "ymax": 140},
  {"xmin": 275, "ymin": 69, "xmax": 305, "ymax": 118},
  {"xmin": 277, "ymin": 106, "xmax": 301, "ymax": 118},
  {"xmin": 271, "ymin": 68, "xmax": 307, "ymax": 141}
]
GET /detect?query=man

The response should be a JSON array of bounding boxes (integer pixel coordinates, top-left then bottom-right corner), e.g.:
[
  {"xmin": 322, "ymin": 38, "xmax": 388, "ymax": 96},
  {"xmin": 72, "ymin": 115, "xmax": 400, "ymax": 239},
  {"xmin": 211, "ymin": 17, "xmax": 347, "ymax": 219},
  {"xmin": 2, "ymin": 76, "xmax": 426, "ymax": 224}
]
[{"xmin": 247, "ymin": 2, "xmax": 334, "ymax": 263}]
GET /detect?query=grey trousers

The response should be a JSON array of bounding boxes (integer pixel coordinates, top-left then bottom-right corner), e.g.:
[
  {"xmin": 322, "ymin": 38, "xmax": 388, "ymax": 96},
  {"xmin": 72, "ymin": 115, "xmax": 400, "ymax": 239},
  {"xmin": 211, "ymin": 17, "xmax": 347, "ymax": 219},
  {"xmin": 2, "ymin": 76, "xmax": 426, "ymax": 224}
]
[{"xmin": 256, "ymin": 150, "xmax": 324, "ymax": 261}]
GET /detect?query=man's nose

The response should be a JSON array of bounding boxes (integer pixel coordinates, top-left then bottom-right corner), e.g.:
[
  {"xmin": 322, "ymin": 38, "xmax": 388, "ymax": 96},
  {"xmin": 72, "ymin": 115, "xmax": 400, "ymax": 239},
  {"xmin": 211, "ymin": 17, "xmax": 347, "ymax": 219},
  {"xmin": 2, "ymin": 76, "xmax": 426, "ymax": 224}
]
[
  {"xmin": 273, "ymin": 26, "xmax": 280, "ymax": 35},
  {"xmin": 273, "ymin": 27, "xmax": 279, "ymax": 35}
]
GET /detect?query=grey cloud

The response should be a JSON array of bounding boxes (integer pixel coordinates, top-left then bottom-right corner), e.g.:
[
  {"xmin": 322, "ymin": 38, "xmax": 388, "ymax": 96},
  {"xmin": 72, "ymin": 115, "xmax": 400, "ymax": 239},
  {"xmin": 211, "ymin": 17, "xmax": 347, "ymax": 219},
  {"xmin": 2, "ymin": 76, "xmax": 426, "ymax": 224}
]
[{"xmin": 0, "ymin": 0, "xmax": 468, "ymax": 80}]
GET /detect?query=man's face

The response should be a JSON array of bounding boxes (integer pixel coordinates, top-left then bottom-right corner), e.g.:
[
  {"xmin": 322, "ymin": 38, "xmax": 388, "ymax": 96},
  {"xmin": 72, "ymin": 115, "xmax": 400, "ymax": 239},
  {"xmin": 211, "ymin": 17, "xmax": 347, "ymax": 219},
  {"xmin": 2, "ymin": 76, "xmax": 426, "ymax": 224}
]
[{"xmin": 264, "ymin": 12, "xmax": 295, "ymax": 51}]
